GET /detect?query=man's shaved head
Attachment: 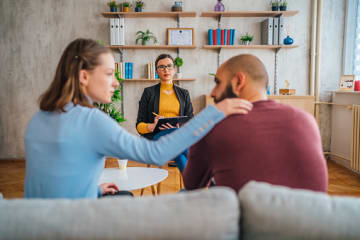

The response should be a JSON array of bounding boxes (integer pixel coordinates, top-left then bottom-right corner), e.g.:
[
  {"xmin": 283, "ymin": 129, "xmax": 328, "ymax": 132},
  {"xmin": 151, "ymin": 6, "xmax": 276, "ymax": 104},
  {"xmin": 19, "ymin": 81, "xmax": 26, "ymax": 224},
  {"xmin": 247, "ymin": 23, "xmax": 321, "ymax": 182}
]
[
  {"xmin": 211, "ymin": 54, "xmax": 269, "ymax": 103},
  {"xmin": 222, "ymin": 54, "xmax": 269, "ymax": 88}
]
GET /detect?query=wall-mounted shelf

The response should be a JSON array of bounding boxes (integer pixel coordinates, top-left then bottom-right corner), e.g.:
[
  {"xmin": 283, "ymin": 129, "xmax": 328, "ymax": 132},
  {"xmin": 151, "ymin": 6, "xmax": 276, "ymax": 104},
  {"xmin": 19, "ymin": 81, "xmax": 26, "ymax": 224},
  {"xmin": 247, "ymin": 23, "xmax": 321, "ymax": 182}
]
[
  {"xmin": 200, "ymin": 11, "xmax": 299, "ymax": 18},
  {"xmin": 123, "ymin": 78, "xmax": 195, "ymax": 82},
  {"xmin": 108, "ymin": 45, "xmax": 196, "ymax": 50},
  {"xmin": 203, "ymin": 45, "xmax": 299, "ymax": 50},
  {"xmin": 102, "ymin": 12, "xmax": 196, "ymax": 18}
]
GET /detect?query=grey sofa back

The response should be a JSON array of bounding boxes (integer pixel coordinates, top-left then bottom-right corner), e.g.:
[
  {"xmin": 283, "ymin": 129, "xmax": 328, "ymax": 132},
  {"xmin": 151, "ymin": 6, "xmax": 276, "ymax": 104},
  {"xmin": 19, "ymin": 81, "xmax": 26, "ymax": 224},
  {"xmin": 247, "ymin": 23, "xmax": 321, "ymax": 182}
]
[
  {"xmin": 2, "ymin": 182, "xmax": 360, "ymax": 240},
  {"xmin": 0, "ymin": 187, "xmax": 239, "ymax": 240},
  {"xmin": 239, "ymin": 181, "xmax": 360, "ymax": 240}
]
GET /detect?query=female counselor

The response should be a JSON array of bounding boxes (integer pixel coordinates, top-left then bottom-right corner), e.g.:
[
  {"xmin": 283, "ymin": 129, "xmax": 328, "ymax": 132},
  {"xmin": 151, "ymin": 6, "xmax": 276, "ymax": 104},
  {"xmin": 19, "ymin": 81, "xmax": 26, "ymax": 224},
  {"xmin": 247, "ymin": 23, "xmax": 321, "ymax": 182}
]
[
  {"xmin": 24, "ymin": 39, "xmax": 252, "ymax": 199},
  {"xmin": 136, "ymin": 54, "xmax": 193, "ymax": 171}
]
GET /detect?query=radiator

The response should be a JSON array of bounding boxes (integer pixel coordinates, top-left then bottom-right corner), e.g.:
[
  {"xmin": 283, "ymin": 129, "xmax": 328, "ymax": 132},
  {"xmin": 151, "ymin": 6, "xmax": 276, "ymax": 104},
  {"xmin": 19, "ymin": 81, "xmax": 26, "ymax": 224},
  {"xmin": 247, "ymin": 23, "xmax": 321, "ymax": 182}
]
[{"xmin": 351, "ymin": 105, "xmax": 360, "ymax": 172}]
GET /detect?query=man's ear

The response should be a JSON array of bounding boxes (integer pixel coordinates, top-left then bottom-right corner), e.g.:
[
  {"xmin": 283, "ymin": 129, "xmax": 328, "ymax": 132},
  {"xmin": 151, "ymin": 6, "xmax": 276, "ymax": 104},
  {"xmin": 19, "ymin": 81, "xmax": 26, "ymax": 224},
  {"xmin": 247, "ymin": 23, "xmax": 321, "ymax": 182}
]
[
  {"xmin": 79, "ymin": 69, "xmax": 89, "ymax": 87},
  {"xmin": 231, "ymin": 72, "xmax": 246, "ymax": 96}
]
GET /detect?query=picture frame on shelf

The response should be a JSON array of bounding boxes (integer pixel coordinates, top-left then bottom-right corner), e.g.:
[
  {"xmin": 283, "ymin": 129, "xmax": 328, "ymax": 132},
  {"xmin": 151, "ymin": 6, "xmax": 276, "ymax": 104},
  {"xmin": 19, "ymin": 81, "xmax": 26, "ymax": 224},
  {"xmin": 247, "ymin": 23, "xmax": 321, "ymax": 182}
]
[
  {"xmin": 167, "ymin": 28, "xmax": 194, "ymax": 46},
  {"xmin": 339, "ymin": 75, "xmax": 355, "ymax": 91}
]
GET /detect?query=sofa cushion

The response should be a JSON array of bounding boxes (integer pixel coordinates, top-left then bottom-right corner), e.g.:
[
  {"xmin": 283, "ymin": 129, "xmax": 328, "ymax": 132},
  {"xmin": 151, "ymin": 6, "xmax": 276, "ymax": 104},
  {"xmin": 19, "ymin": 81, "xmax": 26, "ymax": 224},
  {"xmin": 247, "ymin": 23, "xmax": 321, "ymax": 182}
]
[
  {"xmin": 239, "ymin": 181, "xmax": 360, "ymax": 240},
  {"xmin": 0, "ymin": 187, "xmax": 239, "ymax": 240}
]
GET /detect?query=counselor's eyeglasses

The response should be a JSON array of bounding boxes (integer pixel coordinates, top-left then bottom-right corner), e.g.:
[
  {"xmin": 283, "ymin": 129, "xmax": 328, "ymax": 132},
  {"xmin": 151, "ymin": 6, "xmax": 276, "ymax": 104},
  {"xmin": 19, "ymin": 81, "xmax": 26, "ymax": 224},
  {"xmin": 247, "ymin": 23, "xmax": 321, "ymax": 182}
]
[{"xmin": 157, "ymin": 64, "xmax": 174, "ymax": 71}]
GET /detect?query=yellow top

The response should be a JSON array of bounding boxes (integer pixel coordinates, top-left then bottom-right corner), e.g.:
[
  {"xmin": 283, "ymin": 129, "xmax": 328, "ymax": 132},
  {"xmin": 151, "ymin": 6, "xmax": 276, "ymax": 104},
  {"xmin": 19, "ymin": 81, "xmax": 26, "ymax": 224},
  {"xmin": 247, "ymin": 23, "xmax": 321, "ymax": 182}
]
[{"xmin": 137, "ymin": 82, "xmax": 180, "ymax": 134}]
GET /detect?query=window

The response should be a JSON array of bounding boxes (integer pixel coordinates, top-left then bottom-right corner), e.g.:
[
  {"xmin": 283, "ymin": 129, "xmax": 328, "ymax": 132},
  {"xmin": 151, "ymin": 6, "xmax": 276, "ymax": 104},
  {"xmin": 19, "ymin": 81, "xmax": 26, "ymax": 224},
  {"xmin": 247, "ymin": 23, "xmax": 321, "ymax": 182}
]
[
  {"xmin": 354, "ymin": 2, "xmax": 360, "ymax": 78},
  {"xmin": 343, "ymin": 0, "xmax": 359, "ymax": 76}
]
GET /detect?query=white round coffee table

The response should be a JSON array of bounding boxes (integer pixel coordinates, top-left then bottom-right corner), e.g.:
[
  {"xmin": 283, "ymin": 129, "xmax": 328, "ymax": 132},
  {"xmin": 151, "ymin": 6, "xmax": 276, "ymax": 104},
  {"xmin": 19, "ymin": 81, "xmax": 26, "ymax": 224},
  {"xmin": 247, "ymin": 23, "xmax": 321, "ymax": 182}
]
[{"xmin": 99, "ymin": 167, "xmax": 168, "ymax": 191}]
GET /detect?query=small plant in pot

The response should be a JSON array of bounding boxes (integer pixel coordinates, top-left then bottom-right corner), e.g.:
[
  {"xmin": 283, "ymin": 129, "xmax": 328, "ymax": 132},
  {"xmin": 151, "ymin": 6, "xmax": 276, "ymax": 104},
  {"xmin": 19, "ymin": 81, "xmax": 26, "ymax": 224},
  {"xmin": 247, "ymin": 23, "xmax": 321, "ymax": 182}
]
[
  {"xmin": 135, "ymin": 1, "xmax": 144, "ymax": 12},
  {"xmin": 280, "ymin": 0, "xmax": 287, "ymax": 11},
  {"xmin": 174, "ymin": 57, "xmax": 183, "ymax": 79},
  {"xmin": 240, "ymin": 33, "xmax": 253, "ymax": 45},
  {"xmin": 136, "ymin": 30, "xmax": 158, "ymax": 45},
  {"xmin": 122, "ymin": 1, "xmax": 132, "ymax": 12},
  {"xmin": 107, "ymin": 1, "xmax": 118, "ymax": 12},
  {"xmin": 270, "ymin": 0, "xmax": 279, "ymax": 11}
]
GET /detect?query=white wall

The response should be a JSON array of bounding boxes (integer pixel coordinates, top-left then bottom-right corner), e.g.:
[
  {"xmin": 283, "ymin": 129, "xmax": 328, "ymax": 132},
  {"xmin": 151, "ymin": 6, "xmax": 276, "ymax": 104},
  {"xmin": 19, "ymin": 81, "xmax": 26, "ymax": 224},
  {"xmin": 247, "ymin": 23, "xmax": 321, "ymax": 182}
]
[{"xmin": 0, "ymin": 0, "xmax": 345, "ymax": 158}]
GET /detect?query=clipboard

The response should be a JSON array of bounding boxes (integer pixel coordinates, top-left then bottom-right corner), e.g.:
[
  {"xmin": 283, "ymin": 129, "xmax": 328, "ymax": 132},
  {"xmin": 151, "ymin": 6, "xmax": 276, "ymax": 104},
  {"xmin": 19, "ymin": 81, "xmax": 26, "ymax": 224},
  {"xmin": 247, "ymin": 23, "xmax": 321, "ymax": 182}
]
[{"xmin": 153, "ymin": 116, "xmax": 190, "ymax": 134}]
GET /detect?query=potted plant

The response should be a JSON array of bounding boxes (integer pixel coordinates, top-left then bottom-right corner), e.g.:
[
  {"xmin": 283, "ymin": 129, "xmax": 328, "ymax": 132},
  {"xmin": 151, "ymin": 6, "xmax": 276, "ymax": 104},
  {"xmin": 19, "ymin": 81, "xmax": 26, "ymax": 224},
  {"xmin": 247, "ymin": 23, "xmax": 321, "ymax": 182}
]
[
  {"xmin": 135, "ymin": 1, "xmax": 144, "ymax": 12},
  {"xmin": 174, "ymin": 57, "xmax": 183, "ymax": 79},
  {"xmin": 240, "ymin": 33, "xmax": 253, "ymax": 45},
  {"xmin": 280, "ymin": 0, "xmax": 287, "ymax": 11},
  {"xmin": 122, "ymin": 1, "xmax": 132, "ymax": 12},
  {"xmin": 107, "ymin": 1, "xmax": 118, "ymax": 12},
  {"xmin": 96, "ymin": 71, "xmax": 125, "ymax": 123},
  {"xmin": 271, "ymin": 0, "xmax": 279, "ymax": 11},
  {"xmin": 135, "ymin": 30, "xmax": 158, "ymax": 45}
]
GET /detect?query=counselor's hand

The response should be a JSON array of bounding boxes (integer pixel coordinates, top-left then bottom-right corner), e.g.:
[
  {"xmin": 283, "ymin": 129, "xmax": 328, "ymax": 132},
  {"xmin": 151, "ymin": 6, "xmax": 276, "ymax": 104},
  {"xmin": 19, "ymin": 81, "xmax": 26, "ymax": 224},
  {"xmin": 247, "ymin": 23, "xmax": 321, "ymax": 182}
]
[
  {"xmin": 147, "ymin": 116, "xmax": 161, "ymax": 132},
  {"xmin": 100, "ymin": 182, "xmax": 119, "ymax": 195},
  {"xmin": 159, "ymin": 122, "xmax": 180, "ymax": 130},
  {"xmin": 214, "ymin": 98, "xmax": 253, "ymax": 116}
]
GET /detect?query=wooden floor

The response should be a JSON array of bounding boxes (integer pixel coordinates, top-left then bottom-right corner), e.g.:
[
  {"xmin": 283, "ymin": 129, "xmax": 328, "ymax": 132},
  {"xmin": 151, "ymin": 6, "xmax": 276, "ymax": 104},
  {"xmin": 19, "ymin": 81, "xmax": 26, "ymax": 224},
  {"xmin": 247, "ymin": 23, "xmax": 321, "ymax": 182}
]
[{"xmin": 1, "ymin": 159, "xmax": 360, "ymax": 198}]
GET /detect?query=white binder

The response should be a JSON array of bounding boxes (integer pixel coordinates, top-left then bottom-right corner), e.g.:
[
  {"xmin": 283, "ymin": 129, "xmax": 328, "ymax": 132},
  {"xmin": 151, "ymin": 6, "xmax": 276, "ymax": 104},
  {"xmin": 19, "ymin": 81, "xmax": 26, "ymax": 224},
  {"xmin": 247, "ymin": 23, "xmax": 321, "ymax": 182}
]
[
  {"xmin": 278, "ymin": 17, "xmax": 286, "ymax": 45},
  {"xmin": 118, "ymin": 17, "xmax": 125, "ymax": 45},
  {"xmin": 273, "ymin": 18, "xmax": 279, "ymax": 45},
  {"xmin": 110, "ymin": 18, "xmax": 116, "ymax": 46},
  {"xmin": 114, "ymin": 18, "xmax": 120, "ymax": 45},
  {"xmin": 261, "ymin": 18, "xmax": 273, "ymax": 45}
]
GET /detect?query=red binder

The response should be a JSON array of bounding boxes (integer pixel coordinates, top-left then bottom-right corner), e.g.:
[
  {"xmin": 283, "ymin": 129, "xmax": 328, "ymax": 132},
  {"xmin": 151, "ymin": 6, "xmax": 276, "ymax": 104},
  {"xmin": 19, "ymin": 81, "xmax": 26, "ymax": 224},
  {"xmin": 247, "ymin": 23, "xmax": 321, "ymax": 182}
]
[
  {"xmin": 213, "ymin": 29, "xmax": 217, "ymax": 45},
  {"xmin": 221, "ymin": 29, "xmax": 225, "ymax": 45}
]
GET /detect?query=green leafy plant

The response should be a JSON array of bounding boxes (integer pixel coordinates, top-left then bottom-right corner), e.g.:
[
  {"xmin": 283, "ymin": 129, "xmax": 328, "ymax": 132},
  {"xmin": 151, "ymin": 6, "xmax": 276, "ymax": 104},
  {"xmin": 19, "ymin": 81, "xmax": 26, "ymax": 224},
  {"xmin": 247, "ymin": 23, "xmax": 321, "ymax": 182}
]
[
  {"xmin": 135, "ymin": 30, "xmax": 158, "ymax": 45},
  {"xmin": 122, "ymin": 1, "xmax": 132, "ymax": 8},
  {"xmin": 280, "ymin": 0, "xmax": 287, "ymax": 7},
  {"xmin": 107, "ymin": 1, "xmax": 117, "ymax": 8},
  {"xmin": 271, "ymin": 0, "xmax": 279, "ymax": 7},
  {"xmin": 95, "ymin": 71, "xmax": 126, "ymax": 123},
  {"xmin": 208, "ymin": 73, "xmax": 216, "ymax": 77},
  {"xmin": 240, "ymin": 33, "xmax": 253, "ymax": 42},
  {"xmin": 174, "ymin": 57, "xmax": 183, "ymax": 68},
  {"xmin": 135, "ymin": 1, "xmax": 145, "ymax": 8}
]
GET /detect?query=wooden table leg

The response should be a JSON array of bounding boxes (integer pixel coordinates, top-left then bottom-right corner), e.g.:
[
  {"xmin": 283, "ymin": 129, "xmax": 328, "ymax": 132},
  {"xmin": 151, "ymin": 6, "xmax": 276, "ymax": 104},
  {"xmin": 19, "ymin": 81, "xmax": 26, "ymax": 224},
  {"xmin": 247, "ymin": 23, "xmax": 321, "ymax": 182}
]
[{"xmin": 151, "ymin": 185, "xmax": 157, "ymax": 196}]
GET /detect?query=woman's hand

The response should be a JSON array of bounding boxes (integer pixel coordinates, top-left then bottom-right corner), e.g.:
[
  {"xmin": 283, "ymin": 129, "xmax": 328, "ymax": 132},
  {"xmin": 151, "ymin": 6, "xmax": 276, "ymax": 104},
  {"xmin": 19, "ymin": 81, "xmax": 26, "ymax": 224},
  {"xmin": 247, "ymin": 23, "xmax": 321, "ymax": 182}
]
[
  {"xmin": 100, "ymin": 182, "xmax": 119, "ymax": 195},
  {"xmin": 214, "ymin": 98, "xmax": 253, "ymax": 116},
  {"xmin": 147, "ymin": 116, "xmax": 160, "ymax": 132},
  {"xmin": 159, "ymin": 122, "xmax": 180, "ymax": 130}
]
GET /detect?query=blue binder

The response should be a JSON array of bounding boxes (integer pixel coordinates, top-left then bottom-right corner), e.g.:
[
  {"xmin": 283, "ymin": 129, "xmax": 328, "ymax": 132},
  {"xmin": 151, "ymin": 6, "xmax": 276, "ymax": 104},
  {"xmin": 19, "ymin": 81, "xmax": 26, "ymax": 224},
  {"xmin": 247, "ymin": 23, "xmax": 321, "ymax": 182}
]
[
  {"xmin": 208, "ymin": 29, "xmax": 213, "ymax": 45},
  {"xmin": 217, "ymin": 28, "xmax": 221, "ymax": 45}
]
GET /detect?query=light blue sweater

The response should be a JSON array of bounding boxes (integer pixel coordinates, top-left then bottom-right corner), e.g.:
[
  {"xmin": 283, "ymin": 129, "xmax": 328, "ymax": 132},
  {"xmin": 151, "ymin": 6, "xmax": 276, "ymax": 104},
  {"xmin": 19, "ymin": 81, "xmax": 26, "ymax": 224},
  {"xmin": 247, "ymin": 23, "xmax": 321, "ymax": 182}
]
[{"xmin": 24, "ymin": 103, "xmax": 224, "ymax": 199}]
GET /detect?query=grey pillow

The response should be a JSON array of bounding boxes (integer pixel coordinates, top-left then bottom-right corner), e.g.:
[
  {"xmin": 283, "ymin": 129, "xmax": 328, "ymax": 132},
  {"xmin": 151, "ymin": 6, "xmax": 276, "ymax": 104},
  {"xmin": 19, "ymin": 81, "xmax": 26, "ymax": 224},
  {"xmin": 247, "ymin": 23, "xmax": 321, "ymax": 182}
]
[
  {"xmin": 0, "ymin": 187, "xmax": 239, "ymax": 240},
  {"xmin": 239, "ymin": 181, "xmax": 360, "ymax": 240}
]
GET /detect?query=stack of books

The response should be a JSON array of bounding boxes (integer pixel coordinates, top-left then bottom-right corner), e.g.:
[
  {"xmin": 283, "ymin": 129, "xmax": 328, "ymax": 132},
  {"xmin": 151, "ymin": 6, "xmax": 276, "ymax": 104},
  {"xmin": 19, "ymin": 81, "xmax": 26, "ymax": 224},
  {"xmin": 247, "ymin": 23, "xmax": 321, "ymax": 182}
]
[
  {"xmin": 115, "ymin": 62, "xmax": 133, "ymax": 79},
  {"xmin": 147, "ymin": 62, "xmax": 159, "ymax": 79},
  {"xmin": 208, "ymin": 29, "xmax": 236, "ymax": 45}
]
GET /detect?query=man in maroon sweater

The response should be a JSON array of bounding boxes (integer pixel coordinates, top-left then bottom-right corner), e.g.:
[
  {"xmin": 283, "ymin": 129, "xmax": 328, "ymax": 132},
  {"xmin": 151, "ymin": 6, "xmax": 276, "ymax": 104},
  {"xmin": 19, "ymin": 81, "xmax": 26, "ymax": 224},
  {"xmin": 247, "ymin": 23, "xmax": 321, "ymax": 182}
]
[{"xmin": 183, "ymin": 54, "xmax": 328, "ymax": 192}]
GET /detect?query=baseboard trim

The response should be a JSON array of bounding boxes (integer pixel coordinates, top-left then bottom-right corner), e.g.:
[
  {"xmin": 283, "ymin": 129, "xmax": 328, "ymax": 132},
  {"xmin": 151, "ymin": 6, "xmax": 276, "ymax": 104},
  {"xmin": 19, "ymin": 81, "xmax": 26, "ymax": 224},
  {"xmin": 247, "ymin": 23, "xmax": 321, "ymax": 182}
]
[{"xmin": 328, "ymin": 152, "xmax": 360, "ymax": 175}]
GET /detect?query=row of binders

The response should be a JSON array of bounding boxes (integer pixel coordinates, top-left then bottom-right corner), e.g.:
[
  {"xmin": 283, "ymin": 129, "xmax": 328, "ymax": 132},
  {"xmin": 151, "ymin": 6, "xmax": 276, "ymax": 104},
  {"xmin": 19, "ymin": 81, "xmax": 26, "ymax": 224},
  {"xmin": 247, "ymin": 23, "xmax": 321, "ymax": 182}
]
[
  {"xmin": 110, "ymin": 17, "xmax": 125, "ymax": 46},
  {"xmin": 261, "ymin": 17, "xmax": 286, "ymax": 45},
  {"xmin": 115, "ymin": 62, "xmax": 133, "ymax": 79},
  {"xmin": 147, "ymin": 62, "xmax": 159, "ymax": 79},
  {"xmin": 208, "ymin": 29, "xmax": 236, "ymax": 45}
]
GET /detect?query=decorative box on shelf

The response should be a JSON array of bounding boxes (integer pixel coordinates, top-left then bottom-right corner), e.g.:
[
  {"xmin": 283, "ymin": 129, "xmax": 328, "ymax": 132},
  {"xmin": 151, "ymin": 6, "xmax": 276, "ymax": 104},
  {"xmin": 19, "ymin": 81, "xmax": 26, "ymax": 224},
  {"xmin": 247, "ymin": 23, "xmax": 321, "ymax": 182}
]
[{"xmin": 279, "ymin": 89, "xmax": 296, "ymax": 95}]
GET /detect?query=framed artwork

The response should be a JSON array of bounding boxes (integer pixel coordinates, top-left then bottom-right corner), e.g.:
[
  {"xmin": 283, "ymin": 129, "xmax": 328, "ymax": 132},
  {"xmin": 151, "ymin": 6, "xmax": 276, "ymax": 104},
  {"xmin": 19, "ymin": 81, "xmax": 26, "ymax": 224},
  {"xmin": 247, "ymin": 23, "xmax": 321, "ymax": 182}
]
[
  {"xmin": 167, "ymin": 28, "xmax": 194, "ymax": 46},
  {"xmin": 339, "ymin": 75, "xmax": 355, "ymax": 91}
]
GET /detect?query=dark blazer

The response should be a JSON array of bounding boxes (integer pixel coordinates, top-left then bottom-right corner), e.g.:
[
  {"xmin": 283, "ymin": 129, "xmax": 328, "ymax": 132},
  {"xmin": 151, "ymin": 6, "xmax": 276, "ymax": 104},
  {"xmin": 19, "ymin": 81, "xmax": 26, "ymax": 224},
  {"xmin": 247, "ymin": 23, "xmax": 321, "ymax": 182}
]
[{"xmin": 136, "ymin": 83, "xmax": 194, "ymax": 140}]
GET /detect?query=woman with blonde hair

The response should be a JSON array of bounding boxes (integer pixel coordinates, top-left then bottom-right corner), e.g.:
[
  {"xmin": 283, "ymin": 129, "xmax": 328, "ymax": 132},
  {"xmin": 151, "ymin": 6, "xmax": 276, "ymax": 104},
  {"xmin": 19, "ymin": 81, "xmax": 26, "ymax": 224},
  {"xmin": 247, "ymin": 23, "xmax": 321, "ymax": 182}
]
[{"xmin": 24, "ymin": 38, "xmax": 252, "ymax": 199}]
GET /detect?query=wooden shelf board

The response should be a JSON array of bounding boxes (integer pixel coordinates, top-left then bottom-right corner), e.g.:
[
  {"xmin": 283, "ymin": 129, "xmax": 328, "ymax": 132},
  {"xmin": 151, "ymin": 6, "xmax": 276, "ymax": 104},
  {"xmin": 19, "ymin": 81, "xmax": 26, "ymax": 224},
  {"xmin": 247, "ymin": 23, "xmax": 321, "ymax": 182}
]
[
  {"xmin": 123, "ymin": 78, "xmax": 196, "ymax": 82},
  {"xmin": 203, "ymin": 45, "xmax": 299, "ymax": 49},
  {"xmin": 102, "ymin": 12, "xmax": 196, "ymax": 18},
  {"xmin": 108, "ymin": 45, "xmax": 196, "ymax": 49},
  {"xmin": 200, "ymin": 11, "xmax": 299, "ymax": 18}
]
